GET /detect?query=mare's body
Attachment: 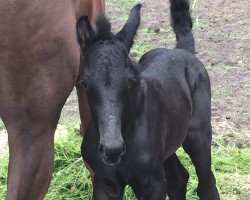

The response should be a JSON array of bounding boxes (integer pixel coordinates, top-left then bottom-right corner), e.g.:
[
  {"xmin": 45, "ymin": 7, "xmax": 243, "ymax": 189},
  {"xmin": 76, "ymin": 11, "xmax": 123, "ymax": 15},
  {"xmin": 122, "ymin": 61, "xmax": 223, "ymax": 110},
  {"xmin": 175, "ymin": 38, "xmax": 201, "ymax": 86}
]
[{"xmin": 0, "ymin": 0, "xmax": 104, "ymax": 199}]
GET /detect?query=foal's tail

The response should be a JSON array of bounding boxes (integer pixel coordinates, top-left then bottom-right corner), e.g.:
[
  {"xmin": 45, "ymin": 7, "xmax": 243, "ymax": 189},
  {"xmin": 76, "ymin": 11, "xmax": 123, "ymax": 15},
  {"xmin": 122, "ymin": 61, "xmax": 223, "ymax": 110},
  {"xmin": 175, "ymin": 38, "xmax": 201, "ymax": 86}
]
[{"xmin": 170, "ymin": 0, "xmax": 195, "ymax": 54}]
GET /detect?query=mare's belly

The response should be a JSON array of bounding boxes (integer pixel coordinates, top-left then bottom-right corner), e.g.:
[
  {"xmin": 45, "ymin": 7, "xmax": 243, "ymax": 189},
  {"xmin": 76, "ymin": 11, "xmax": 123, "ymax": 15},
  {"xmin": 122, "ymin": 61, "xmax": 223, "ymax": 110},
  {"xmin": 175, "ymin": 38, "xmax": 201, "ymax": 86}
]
[
  {"xmin": 0, "ymin": 0, "xmax": 80, "ymax": 116},
  {"xmin": 0, "ymin": 0, "xmax": 79, "ymax": 67}
]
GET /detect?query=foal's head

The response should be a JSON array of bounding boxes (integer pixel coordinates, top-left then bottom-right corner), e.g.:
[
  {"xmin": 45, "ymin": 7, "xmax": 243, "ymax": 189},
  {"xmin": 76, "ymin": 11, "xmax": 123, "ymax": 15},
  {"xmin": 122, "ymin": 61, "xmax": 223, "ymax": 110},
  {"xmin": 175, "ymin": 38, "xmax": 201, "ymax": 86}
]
[{"xmin": 77, "ymin": 4, "xmax": 141, "ymax": 165}]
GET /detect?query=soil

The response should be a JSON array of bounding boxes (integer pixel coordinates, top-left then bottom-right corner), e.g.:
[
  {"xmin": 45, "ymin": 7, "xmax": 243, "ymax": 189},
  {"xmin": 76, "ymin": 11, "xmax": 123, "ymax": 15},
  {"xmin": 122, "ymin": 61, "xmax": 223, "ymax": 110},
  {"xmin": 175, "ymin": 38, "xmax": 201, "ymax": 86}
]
[{"xmin": 0, "ymin": 0, "xmax": 249, "ymax": 156}]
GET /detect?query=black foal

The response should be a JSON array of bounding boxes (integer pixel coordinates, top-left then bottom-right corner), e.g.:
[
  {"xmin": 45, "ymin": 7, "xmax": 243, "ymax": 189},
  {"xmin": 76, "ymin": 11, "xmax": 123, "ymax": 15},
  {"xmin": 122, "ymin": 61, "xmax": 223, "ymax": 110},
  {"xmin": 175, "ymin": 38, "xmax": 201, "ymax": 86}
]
[{"xmin": 77, "ymin": 0, "xmax": 220, "ymax": 199}]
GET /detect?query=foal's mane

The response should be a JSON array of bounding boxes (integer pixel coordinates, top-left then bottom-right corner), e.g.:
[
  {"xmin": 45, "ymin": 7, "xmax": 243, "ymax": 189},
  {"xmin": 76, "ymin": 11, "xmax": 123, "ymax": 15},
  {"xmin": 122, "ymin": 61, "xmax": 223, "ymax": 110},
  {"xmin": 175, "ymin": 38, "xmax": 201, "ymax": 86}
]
[{"xmin": 94, "ymin": 16, "xmax": 114, "ymax": 41}]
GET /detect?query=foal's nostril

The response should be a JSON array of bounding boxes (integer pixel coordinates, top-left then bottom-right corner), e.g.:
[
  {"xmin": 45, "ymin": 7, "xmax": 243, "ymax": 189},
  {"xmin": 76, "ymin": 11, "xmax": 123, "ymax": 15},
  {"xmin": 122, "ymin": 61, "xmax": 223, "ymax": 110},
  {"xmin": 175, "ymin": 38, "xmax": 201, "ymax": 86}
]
[
  {"xmin": 99, "ymin": 142, "xmax": 126, "ymax": 165},
  {"xmin": 121, "ymin": 142, "xmax": 126, "ymax": 156},
  {"xmin": 106, "ymin": 151, "xmax": 121, "ymax": 164},
  {"xmin": 98, "ymin": 144, "xmax": 105, "ymax": 155}
]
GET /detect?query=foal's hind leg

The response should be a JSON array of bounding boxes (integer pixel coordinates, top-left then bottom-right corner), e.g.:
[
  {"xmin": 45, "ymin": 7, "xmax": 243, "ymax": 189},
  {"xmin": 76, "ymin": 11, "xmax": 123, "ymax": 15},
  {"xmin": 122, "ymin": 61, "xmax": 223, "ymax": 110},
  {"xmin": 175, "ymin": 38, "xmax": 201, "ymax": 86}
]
[
  {"xmin": 183, "ymin": 127, "xmax": 220, "ymax": 200},
  {"xmin": 164, "ymin": 153, "xmax": 189, "ymax": 200},
  {"xmin": 183, "ymin": 87, "xmax": 220, "ymax": 200}
]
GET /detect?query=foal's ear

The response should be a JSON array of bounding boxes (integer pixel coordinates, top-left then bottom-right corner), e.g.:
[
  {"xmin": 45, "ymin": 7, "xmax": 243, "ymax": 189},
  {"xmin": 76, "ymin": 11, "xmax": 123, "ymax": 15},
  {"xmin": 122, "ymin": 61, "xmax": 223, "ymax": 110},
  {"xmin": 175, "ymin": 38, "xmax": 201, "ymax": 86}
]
[
  {"xmin": 116, "ymin": 4, "xmax": 142, "ymax": 52},
  {"xmin": 76, "ymin": 16, "xmax": 95, "ymax": 51}
]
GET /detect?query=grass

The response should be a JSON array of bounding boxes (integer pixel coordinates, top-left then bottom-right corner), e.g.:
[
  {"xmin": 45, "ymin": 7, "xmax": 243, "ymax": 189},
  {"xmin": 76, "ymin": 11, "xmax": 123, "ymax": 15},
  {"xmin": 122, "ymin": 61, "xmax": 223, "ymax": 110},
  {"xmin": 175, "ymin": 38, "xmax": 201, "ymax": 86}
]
[
  {"xmin": 0, "ymin": 124, "xmax": 249, "ymax": 200},
  {"xmin": 106, "ymin": 0, "xmax": 137, "ymax": 22},
  {"xmin": 245, "ymin": 83, "xmax": 250, "ymax": 97},
  {"xmin": 0, "ymin": 119, "xmax": 4, "ymax": 130},
  {"xmin": 206, "ymin": 59, "xmax": 249, "ymax": 74}
]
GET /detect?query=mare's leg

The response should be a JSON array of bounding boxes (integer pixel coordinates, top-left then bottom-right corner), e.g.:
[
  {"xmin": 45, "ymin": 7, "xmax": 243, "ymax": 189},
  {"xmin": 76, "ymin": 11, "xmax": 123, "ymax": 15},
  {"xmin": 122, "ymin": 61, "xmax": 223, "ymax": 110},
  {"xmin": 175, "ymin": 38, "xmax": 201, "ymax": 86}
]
[
  {"xmin": 76, "ymin": 55, "xmax": 92, "ymax": 135},
  {"xmin": 93, "ymin": 176, "xmax": 125, "ymax": 200},
  {"xmin": 132, "ymin": 166, "xmax": 167, "ymax": 200},
  {"xmin": 164, "ymin": 153, "xmax": 189, "ymax": 200},
  {"xmin": 183, "ymin": 85, "xmax": 220, "ymax": 200},
  {"xmin": 0, "ymin": 43, "xmax": 79, "ymax": 200},
  {"xmin": 4, "ymin": 115, "xmax": 57, "ymax": 200},
  {"xmin": 76, "ymin": 84, "xmax": 92, "ymax": 134}
]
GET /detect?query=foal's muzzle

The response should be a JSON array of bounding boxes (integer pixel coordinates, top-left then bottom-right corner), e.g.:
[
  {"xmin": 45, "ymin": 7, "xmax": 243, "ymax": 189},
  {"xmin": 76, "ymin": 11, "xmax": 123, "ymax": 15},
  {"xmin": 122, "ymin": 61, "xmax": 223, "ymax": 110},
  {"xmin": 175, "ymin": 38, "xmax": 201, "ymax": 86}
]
[{"xmin": 98, "ymin": 142, "xmax": 126, "ymax": 165}]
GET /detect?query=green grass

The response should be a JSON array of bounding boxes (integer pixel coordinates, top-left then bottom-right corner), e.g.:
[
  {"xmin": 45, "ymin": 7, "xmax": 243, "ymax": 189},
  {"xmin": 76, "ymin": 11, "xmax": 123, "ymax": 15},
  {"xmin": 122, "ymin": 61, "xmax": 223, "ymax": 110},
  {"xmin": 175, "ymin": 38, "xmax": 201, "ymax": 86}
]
[
  {"xmin": 0, "ymin": 126, "xmax": 249, "ymax": 200},
  {"xmin": 0, "ymin": 156, "xmax": 7, "ymax": 198},
  {"xmin": 244, "ymin": 83, "xmax": 250, "ymax": 97},
  {"xmin": 131, "ymin": 41, "xmax": 152, "ymax": 59},
  {"xmin": 206, "ymin": 59, "xmax": 249, "ymax": 74},
  {"xmin": 0, "ymin": 119, "xmax": 4, "ymax": 130}
]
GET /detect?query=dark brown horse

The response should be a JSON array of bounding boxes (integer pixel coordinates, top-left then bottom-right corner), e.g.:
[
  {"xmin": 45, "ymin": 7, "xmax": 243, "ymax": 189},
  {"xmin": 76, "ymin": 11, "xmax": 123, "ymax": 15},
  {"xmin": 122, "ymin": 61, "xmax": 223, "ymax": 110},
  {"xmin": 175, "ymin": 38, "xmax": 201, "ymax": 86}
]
[{"xmin": 0, "ymin": 0, "xmax": 104, "ymax": 199}]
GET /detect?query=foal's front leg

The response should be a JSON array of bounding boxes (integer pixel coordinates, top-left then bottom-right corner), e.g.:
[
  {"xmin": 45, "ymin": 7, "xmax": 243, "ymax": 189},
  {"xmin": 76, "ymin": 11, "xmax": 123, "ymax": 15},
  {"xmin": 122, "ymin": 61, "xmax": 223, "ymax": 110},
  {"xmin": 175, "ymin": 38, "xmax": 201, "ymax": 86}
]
[
  {"xmin": 164, "ymin": 153, "xmax": 189, "ymax": 200},
  {"xmin": 93, "ymin": 176, "xmax": 125, "ymax": 200},
  {"xmin": 132, "ymin": 167, "xmax": 167, "ymax": 200}
]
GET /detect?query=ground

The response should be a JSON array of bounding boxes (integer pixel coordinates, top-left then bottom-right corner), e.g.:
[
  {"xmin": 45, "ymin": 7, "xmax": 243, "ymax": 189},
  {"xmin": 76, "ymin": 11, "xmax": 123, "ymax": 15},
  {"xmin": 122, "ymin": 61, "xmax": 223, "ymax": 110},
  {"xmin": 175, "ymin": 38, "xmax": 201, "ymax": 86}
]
[{"xmin": 0, "ymin": 0, "xmax": 249, "ymax": 199}]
